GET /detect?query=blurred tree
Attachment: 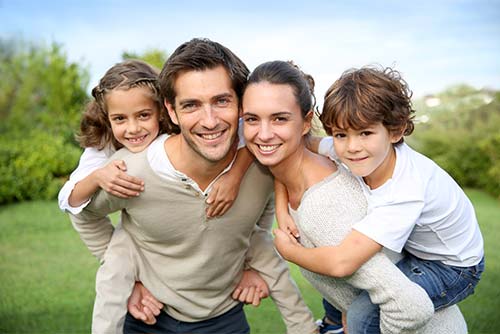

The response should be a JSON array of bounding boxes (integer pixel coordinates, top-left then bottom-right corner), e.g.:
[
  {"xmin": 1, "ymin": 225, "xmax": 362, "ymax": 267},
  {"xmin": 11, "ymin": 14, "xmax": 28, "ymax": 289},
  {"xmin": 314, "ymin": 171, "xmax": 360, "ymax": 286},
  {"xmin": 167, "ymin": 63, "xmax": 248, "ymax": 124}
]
[
  {"xmin": 121, "ymin": 48, "xmax": 168, "ymax": 70},
  {"xmin": 0, "ymin": 37, "xmax": 89, "ymax": 203},
  {"xmin": 410, "ymin": 85, "xmax": 500, "ymax": 198},
  {"xmin": 0, "ymin": 37, "xmax": 89, "ymax": 142}
]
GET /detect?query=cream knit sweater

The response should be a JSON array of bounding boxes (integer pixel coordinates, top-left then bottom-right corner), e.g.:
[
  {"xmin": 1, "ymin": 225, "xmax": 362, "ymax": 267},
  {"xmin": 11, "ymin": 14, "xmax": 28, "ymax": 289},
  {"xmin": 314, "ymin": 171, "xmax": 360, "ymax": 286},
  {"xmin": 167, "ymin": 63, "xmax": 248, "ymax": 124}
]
[{"xmin": 292, "ymin": 164, "xmax": 467, "ymax": 333}]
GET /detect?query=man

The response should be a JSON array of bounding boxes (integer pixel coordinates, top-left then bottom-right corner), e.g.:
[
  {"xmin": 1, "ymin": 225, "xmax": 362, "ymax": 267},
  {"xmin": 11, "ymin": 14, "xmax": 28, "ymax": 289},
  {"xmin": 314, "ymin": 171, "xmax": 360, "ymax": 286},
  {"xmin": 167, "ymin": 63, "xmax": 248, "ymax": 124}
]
[{"xmin": 71, "ymin": 38, "xmax": 316, "ymax": 334}]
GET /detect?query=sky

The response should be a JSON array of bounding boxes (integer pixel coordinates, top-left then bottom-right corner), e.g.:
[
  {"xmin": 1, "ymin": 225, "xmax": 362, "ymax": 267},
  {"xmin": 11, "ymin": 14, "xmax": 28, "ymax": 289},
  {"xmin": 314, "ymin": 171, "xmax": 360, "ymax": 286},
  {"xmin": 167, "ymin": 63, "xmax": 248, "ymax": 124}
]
[{"xmin": 1, "ymin": 0, "xmax": 500, "ymax": 102}]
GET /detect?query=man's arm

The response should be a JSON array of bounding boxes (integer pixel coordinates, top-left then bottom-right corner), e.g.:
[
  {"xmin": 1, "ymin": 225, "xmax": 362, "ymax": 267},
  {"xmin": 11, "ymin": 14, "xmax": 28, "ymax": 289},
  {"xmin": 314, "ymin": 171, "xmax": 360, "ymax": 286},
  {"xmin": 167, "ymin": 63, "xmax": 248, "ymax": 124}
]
[
  {"xmin": 243, "ymin": 196, "xmax": 317, "ymax": 334},
  {"xmin": 69, "ymin": 189, "xmax": 124, "ymax": 261}
]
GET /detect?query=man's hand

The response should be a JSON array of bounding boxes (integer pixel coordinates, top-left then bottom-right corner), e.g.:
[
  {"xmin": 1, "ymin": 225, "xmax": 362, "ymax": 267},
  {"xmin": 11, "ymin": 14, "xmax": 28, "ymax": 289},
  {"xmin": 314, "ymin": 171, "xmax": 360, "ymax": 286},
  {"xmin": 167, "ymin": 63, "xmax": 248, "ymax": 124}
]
[
  {"xmin": 273, "ymin": 228, "xmax": 301, "ymax": 261},
  {"xmin": 127, "ymin": 282, "xmax": 164, "ymax": 325},
  {"xmin": 232, "ymin": 269, "xmax": 270, "ymax": 306}
]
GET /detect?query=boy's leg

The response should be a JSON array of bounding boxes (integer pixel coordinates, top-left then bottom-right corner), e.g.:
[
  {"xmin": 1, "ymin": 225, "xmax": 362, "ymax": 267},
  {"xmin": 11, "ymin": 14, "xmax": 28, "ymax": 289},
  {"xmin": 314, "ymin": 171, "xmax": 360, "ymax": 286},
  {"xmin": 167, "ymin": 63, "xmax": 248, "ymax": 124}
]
[
  {"xmin": 319, "ymin": 299, "xmax": 345, "ymax": 334},
  {"xmin": 396, "ymin": 253, "xmax": 485, "ymax": 310},
  {"xmin": 345, "ymin": 292, "xmax": 380, "ymax": 334},
  {"xmin": 92, "ymin": 224, "xmax": 138, "ymax": 333}
]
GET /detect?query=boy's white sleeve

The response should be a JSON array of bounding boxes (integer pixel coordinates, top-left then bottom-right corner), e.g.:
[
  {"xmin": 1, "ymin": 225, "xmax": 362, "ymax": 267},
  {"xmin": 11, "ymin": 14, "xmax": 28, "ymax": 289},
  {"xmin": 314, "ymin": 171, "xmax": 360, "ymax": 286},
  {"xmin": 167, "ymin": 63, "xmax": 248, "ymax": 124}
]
[
  {"xmin": 58, "ymin": 147, "xmax": 110, "ymax": 214},
  {"xmin": 318, "ymin": 136, "xmax": 337, "ymax": 159}
]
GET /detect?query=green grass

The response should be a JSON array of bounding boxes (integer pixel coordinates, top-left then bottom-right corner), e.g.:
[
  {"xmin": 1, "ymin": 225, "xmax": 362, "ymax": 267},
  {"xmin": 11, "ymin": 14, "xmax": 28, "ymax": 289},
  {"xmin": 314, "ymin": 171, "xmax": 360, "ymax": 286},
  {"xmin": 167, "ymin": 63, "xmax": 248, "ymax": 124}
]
[{"xmin": 0, "ymin": 189, "xmax": 498, "ymax": 333}]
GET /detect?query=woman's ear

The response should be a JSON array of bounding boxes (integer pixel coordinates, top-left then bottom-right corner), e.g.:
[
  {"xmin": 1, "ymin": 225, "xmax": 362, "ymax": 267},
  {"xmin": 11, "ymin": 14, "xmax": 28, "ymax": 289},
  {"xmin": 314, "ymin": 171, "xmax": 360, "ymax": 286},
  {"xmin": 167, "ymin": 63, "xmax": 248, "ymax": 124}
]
[{"xmin": 302, "ymin": 110, "xmax": 314, "ymax": 135}]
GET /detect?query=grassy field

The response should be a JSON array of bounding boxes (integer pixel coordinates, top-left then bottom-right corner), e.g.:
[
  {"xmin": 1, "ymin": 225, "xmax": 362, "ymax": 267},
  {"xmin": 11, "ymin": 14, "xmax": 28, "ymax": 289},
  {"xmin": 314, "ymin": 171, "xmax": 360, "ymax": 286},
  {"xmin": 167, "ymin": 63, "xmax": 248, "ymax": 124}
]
[{"xmin": 0, "ymin": 189, "xmax": 498, "ymax": 333}]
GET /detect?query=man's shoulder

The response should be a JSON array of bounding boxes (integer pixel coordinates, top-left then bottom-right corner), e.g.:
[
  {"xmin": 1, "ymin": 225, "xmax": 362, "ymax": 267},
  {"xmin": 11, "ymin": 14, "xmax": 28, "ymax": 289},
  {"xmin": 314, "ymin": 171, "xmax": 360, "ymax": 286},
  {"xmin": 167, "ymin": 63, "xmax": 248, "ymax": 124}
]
[{"xmin": 240, "ymin": 162, "xmax": 274, "ymax": 193}]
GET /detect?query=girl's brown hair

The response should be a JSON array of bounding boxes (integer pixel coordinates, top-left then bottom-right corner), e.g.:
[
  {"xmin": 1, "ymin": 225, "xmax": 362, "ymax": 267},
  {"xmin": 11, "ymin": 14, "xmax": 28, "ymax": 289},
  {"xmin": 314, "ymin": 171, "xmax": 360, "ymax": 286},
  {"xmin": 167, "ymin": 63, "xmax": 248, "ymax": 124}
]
[
  {"xmin": 320, "ymin": 65, "xmax": 415, "ymax": 144},
  {"xmin": 77, "ymin": 59, "xmax": 173, "ymax": 150}
]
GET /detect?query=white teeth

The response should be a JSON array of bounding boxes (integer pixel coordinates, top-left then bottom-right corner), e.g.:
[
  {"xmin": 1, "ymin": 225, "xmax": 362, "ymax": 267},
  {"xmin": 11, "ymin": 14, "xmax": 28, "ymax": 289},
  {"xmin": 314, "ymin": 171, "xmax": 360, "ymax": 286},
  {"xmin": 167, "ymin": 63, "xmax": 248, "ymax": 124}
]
[
  {"xmin": 259, "ymin": 144, "xmax": 279, "ymax": 152},
  {"xmin": 201, "ymin": 132, "xmax": 223, "ymax": 140},
  {"xmin": 127, "ymin": 135, "xmax": 146, "ymax": 143}
]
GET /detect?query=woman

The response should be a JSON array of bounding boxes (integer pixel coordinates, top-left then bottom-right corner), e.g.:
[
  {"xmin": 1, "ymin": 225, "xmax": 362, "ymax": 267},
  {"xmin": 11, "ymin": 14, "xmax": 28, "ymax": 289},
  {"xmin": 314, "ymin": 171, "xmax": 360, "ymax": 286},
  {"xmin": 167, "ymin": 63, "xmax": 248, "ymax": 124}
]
[{"xmin": 241, "ymin": 60, "xmax": 467, "ymax": 334}]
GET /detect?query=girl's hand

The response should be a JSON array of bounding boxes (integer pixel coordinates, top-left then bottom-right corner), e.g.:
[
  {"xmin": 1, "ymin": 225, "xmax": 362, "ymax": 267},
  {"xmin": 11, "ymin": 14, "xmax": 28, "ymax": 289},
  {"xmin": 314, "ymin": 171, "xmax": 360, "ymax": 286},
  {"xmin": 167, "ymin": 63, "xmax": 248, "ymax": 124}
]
[
  {"xmin": 273, "ymin": 228, "xmax": 301, "ymax": 260},
  {"xmin": 94, "ymin": 160, "xmax": 144, "ymax": 198},
  {"xmin": 206, "ymin": 172, "xmax": 240, "ymax": 217}
]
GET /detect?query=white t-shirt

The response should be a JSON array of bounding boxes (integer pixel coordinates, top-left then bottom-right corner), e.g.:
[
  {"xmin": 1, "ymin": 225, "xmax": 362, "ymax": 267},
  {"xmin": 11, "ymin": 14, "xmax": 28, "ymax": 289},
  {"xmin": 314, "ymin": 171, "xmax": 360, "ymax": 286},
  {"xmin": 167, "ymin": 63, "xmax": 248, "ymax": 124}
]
[
  {"xmin": 318, "ymin": 137, "xmax": 484, "ymax": 267},
  {"xmin": 58, "ymin": 120, "xmax": 245, "ymax": 215}
]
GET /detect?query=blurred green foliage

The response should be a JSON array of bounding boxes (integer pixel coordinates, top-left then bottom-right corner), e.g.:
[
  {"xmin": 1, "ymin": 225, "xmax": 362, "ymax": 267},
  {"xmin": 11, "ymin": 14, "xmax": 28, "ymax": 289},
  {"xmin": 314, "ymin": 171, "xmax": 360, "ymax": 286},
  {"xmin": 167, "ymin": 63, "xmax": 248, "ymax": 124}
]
[
  {"xmin": 410, "ymin": 85, "xmax": 500, "ymax": 198},
  {"xmin": 0, "ymin": 37, "xmax": 89, "ymax": 204},
  {"xmin": 122, "ymin": 48, "xmax": 169, "ymax": 71}
]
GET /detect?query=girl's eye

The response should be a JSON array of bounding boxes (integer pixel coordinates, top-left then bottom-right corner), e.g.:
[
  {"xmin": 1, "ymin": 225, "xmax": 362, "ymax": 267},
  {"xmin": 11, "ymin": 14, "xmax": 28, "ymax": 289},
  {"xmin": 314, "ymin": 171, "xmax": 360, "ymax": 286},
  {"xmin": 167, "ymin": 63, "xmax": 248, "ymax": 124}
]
[
  {"xmin": 139, "ymin": 112, "xmax": 151, "ymax": 119},
  {"xmin": 111, "ymin": 116, "xmax": 125, "ymax": 122}
]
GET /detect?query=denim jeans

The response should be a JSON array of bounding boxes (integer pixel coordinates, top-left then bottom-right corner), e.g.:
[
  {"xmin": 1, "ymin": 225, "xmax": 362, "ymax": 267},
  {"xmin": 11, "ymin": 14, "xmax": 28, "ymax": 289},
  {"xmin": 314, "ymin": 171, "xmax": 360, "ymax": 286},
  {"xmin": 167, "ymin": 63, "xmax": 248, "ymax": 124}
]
[
  {"xmin": 324, "ymin": 254, "xmax": 485, "ymax": 334},
  {"xmin": 123, "ymin": 303, "xmax": 249, "ymax": 334}
]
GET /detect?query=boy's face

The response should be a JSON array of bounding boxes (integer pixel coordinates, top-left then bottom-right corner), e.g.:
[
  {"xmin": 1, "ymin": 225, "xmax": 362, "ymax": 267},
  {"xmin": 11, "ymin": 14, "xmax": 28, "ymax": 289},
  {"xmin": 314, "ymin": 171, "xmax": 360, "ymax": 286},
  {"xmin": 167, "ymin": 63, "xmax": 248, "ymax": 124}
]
[
  {"xmin": 106, "ymin": 86, "xmax": 160, "ymax": 153},
  {"xmin": 165, "ymin": 65, "xmax": 239, "ymax": 164},
  {"xmin": 331, "ymin": 122, "xmax": 402, "ymax": 188}
]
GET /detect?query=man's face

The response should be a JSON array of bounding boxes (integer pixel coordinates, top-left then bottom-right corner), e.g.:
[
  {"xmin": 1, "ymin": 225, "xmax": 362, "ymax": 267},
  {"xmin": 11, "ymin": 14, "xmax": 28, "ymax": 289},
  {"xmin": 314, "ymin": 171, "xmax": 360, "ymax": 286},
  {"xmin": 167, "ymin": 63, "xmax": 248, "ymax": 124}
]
[{"xmin": 166, "ymin": 65, "xmax": 239, "ymax": 163}]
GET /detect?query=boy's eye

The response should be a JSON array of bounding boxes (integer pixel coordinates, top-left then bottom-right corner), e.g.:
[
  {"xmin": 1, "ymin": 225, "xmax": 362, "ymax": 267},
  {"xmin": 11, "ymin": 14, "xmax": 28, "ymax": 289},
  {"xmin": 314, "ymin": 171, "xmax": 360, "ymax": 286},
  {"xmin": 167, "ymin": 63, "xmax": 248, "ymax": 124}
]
[
  {"xmin": 333, "ymin": 133, "xmax": 346, "ymax": 139},
  {"xmin": 361, "ymin": 131, "xmax": 373, "ymax": 136}
]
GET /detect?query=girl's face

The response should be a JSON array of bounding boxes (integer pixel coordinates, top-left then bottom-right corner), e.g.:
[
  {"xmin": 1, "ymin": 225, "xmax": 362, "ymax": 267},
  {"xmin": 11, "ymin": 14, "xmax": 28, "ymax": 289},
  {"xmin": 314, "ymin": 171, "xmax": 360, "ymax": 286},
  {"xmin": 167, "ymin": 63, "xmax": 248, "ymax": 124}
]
[
  {"xmin": 106, "ymin": 86, "xmax": 160, "ymax": 153},
  {"xmin": 330, "ymin": 122, "xmax": 401, "ymax": 188},
  {"xmin": 242, "ymin": 82, "xmax": 311, "ymax": 168}
]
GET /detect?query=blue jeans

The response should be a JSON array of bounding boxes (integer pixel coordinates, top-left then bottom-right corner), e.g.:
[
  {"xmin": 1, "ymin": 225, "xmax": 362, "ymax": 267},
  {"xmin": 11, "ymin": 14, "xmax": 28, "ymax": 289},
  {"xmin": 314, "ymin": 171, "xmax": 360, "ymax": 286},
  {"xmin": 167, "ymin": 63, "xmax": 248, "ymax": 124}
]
[
  {"xmin": 123, "ymin": 303, "xmax": 250, "ymax": 334},
  {"xmin": 324, "ymin": 254, "xmax": 485, "ymax": 334}
]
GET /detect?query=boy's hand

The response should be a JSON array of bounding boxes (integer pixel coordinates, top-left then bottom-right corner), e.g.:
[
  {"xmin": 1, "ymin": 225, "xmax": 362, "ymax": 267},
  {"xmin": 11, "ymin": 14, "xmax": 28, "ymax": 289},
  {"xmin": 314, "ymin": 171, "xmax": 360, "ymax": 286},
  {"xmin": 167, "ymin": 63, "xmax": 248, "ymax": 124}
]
[
  {"xmin": 232, "ymin": 269, "xmax": 270, "ymax": 306},
  {"xmin": 277, "ymin": 212, "xmax": 300, "ymax": 240},
  {"xmin": 95, "ymin": 160, "xmax": 144, "ymax": 198},
  {"xmin": 273, "ymin": 228, "xmax": 301, "ymax": 260},
  {"xmin": 127, "ymin": 282, "xmax": 163, "ymax": 325},
  {"xmin": 206, "ymin": 172, "xmax": 240, "ymax": 217}
]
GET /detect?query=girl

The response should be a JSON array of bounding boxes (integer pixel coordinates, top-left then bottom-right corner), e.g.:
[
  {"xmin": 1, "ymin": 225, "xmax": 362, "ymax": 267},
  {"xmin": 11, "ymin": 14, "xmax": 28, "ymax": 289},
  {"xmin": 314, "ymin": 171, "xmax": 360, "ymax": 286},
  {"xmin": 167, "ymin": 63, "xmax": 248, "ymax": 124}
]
[
  {"xmin": 59, "ymin": 59, "xmax": 255, "ymax": 333},
  {"xmin": 277, "ymin": 65, "xmax": 484, "ymax": 333}
]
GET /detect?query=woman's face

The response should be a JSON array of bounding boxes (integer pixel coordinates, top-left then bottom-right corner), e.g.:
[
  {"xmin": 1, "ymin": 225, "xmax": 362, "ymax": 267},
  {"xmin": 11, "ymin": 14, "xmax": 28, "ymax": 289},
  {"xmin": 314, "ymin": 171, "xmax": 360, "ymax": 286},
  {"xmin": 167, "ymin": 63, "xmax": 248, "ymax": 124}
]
[{"xmin": 242, "ymin": 81, "xmax": 311, "ymax": 168}]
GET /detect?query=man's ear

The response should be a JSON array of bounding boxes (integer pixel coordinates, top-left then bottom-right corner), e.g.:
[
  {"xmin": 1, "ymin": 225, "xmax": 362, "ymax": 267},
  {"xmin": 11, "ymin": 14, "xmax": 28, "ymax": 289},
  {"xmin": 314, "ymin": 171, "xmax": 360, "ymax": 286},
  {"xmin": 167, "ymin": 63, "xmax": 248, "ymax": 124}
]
[
  {"xmin": 165, "ymin": 98, "xmax": 179, "ymax": 125},
  {"xmin": 302, "ymin": 110, "xmax": 314, "ymax": 135}
]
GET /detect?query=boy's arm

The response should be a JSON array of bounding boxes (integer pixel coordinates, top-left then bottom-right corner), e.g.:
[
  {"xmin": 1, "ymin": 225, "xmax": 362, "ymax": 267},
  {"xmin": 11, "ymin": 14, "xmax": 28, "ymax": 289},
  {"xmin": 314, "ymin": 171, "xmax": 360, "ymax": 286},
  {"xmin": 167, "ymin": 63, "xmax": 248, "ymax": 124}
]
[
  {"xmin": 274, "ymin": 228, "xmax": 382, "ymax": 278},
  {"xmin": 305, "ymin": 135, "xmax": 323, "ymax": 153},
  {"xmin": 206, "ymin": 147, "xmax": 253, "ymax": 217},
  {"xmin": 274, "ymin": 180, "xmax": 299, "ymax": 238},
  {"xmin": 243, "ymin": 198, "xmax": 317, "ymax": 334}
]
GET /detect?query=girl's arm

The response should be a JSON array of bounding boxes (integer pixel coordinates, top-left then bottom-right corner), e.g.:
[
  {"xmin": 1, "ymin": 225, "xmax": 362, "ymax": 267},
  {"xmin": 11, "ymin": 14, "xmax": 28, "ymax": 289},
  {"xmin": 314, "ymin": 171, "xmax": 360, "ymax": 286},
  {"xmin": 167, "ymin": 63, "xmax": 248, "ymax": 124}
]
[
  {"xmin": 274, "ymin": 228, "xmax": 382, "ymax": 278},
  {"xmin": 274, "ymin": 180, "xmax": 299, "ymax": 238},
  {"xmin": 206, "ymin": 147, "xmax": 253, "ymax": 217},
  {"xmin": 69, "ymin": 159, "xmax": 144, "ymax": 207}
]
